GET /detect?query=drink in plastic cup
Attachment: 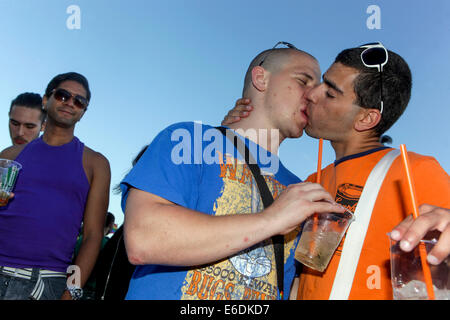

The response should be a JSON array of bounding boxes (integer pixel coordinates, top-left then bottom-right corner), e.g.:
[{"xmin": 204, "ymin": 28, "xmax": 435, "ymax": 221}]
[
  {"xmin": 295, "ymin": 210, "xmax": 354, "ymax": 272},
  {"xmin": 390, "ymin": 238, "xmax": 449, "ymax": 300},
  {"xmin": 0, "ymin": 159, "xmax": 22, "ymax": 207}
]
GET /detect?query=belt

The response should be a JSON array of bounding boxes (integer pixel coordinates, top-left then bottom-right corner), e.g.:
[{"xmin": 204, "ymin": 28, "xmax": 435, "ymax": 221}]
[
  {"xmin": 0, "ymin": 266, "xmax": 67, "ymax": 280},
  {"xmin": 0, "ymin": 266, "xmax": 67, "ymax": 300}
]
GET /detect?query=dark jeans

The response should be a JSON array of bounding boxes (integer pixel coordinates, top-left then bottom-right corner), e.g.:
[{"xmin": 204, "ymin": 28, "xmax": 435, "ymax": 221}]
[{"xmin": 0, "ymin": 271, "xmax": 66, "ymax": 300}]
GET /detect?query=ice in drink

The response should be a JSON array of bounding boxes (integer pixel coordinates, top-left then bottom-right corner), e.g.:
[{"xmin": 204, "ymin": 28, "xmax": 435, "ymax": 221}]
[
  {"xmin": 295, "ymin": 230, "xmax": 343, "ymax": 272},
  {"xmin": 295, "ymin": 211, "xmax": 353, "ymax": 272}
]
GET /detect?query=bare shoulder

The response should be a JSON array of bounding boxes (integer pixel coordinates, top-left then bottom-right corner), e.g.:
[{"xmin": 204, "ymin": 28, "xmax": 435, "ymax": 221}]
[
  {"xmin": 83, "ymin": 146, "xmax": 111, "ymax": 175},
  {"xmin": 0, "ymin": 145, "xmax": 26, "ymax": 161}
]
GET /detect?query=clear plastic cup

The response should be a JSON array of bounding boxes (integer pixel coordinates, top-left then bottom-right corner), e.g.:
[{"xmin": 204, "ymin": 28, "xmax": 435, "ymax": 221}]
[
  {"xmin": 390, "ymin": 237, "xmax": 450, "ymax": 300},
  {"xmin": 0, "ymin": 159, "xmax": 22, "ymax": 207},
  {"xmin": 295, "ymin": 210, "xmax": 354, "ymax": 272}
]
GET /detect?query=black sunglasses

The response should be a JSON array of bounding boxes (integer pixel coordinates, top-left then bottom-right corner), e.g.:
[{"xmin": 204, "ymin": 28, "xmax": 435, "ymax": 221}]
[
  {"xmin": 359, "ymin": 42, "xmax": 388, "ymax": 114},
  {"xmin": 51, "ymin": 88, "xmax": 89, "ymax": 110},
  {"xmin": 258, "ymin": 41, "xmax": 298, "ymax": 67}
]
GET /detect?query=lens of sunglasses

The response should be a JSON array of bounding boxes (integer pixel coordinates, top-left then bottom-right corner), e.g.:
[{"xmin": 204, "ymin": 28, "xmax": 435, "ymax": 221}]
[
  {"xmin": 53, "ymin": 88, "xmax": 70, "ymax": 101},
  {"xmin": 361, "ymin": 47, "xmax": 387, "ymax": 66},
  {"xmin": 53, "ymin": 88, "xmax": 88, "ymax": 109},
  {"xmin": 74, "ymin": 96, "xmax": 88, "ymax": 109}
]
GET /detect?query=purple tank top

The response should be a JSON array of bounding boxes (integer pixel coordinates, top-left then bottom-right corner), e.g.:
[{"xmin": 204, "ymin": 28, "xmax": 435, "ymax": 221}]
[{"xmin": 0, "ymin": 136, "xmax": 90, "ymax": 272}]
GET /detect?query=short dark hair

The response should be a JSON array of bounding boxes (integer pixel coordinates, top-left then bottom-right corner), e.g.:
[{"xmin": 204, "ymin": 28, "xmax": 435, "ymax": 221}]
[
  {"xmin": 113, "ymin": 144, "xmax": 149, "ymax": 195},
  {"xmin": 44, "ymin": 72, "xmax": 91, "ymax": 102},
  {"xmin": 9, "ymin": 92, "xmax": 46, "ymax": 122},
  {"xmin": 105, "ymin": 212, "xmax": 115, "ymax": 228},
  {"xmin": 334, "ymin": 47, "xmax": 412, "ymax": 136},
  {"xmin": 242, "ymin": 47, "xmax": 317, "ymax": 96}
]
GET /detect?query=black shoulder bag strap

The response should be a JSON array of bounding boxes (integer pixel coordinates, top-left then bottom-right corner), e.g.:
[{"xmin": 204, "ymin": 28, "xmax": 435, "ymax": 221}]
[{"xmin": 215, "ymin": 126, "xmax": 285, "ymax": 299}]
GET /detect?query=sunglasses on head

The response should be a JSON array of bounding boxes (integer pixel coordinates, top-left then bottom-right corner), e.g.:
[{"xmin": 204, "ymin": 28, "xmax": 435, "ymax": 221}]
[
  {"xmin": 258, "ymin": 41, "xmax": 298, "ymax": 67},
  {"xmin": 51, "ymin": 88, "xmax": 89, "ymax": 110},
  {"xmin": 359, "ymin": 42, "xmax": 389, "ymax": 114}
]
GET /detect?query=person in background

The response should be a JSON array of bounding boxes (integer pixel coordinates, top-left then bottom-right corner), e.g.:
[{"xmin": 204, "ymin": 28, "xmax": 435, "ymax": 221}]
[
  {"xmin": 0, "ymin": 72, "xmax": 111, "ymax": 300},
  {"xmin": 103, "ymin": 212, "xmax": 116, "ymax": 240},
  {"xmin": 8, "ymin": 92, "xmax": 46, "ymax": 146}
]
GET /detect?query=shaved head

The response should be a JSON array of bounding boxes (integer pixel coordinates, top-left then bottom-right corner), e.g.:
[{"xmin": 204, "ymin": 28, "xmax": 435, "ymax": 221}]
[{"xmin": 242, "ymin": 48, "xmax": 317, "ymax": 96}]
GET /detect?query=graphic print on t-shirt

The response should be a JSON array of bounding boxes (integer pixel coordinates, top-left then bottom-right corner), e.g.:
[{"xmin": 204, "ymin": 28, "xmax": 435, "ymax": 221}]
[
  {"xmin": 335, "ymin": 183, "xmax": 363, "ymax": 213},
  {"xmin": 334, "ymin": 183, "xmax": 363, "ymax": 256},
  {"xmin": 180, "ymin": 153, "xmax": 293, "ymax": 300}
]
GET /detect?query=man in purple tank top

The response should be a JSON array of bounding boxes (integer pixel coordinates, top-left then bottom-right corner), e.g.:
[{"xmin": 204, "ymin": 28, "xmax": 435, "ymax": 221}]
[{"xmin": 0, "ymin": 72, "xmax": 111, "ymax": 300}]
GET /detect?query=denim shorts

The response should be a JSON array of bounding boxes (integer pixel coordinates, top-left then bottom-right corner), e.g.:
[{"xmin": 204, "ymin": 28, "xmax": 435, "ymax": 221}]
[{"xmin": 0, "ymin": 267, "xmax": 67, "ymax": 300}]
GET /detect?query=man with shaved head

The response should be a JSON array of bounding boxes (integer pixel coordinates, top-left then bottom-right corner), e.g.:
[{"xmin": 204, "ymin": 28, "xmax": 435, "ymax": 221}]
[{"xmin": 120, "ymin": 42, "xmax": 345, "ymax": 300}]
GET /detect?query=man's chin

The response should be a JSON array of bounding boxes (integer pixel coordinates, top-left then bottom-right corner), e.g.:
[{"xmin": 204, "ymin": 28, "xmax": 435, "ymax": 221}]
[
  {"xmin": 305, "ymin": 127, "xmax": 321, "ymax": 139},
  {"xmin": 289, "ymin": 128, "xmax": 304, "ymax": 139}
]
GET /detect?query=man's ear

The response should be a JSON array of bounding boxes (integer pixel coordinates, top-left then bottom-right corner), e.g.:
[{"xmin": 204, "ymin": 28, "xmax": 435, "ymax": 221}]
[
  {"xmin": 40, "ymin": 120, "xmax": 46, "ymax": 132},
  {"xmin": 251, "ymin": 66, "xmax": 268, "ymax": 92},
  {"xmin": 354, "ymin": 108, "xmax": 382, "ymax": 132},
  {"xmin": 42, "ymin": 95, "xmax": 48, "ymax": 110}
]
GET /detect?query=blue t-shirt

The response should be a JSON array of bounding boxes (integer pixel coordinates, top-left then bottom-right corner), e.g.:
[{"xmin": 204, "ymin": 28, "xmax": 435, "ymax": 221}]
[{"xmin": 120, "ymin": 122, "xmax": 302, "ymax": 300}]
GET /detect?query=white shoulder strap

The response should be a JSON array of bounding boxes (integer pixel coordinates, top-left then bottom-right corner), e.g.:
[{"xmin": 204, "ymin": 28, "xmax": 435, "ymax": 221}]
[{"xmin": 329, "ymin": 149, "xmax": 400, "ymax": 300}]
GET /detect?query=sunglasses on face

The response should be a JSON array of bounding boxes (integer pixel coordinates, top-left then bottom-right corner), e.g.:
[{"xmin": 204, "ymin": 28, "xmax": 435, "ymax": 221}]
[
  {"xmin": 51, "ymin": 88, "xmax": 89, "ymax": 110},
  {"xmin": 359, "ymin": 42, "xmax": 389, "ymax": 114},
  {"xmin": 258, "ymin": 41, "xmax": 298, "ymax": 67}
]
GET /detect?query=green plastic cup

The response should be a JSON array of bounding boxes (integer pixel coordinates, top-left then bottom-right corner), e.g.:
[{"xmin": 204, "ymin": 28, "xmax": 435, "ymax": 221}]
[{"xmin": 0, "ymin": 159, "xmax": 22, "ymax": 207}]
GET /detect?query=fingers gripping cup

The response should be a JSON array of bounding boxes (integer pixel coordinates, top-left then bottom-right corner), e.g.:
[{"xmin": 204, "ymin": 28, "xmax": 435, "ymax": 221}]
[
  {"xmin": 295, "ymin": 211, "xmax": 354, "ymax": 272},
  {"xmin": 0, "ymin": 159, "xmax": 22, "ymax": 207},
  {"xmin": 390, "ymin": 238, "xmax": 450, "ymax": 300}
]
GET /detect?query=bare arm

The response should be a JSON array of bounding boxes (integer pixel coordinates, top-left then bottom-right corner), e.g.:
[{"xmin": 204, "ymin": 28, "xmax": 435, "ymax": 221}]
[
  {"xmin": 0, "ymin": 145, "xmax": 24, "ymax": 160},
  {"xmin": 61, "ymin": 152, "xmax": 111, "ymax": 299},
  {"xmin": 124, "ymin": 182, "xmax": 345, "ymax": 267}
]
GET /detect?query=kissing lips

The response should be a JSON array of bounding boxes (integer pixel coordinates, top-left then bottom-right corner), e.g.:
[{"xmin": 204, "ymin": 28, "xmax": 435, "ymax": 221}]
[{"xmin": 300, "ymin": 107, "xmax": 308, "ymax": 122}]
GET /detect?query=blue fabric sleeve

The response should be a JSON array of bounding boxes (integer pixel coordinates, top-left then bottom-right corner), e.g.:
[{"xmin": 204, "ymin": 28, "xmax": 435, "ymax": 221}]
[
  {"xmin": 294, "ymin": 259, "xmax": 303, "ymax": 277},
  {"xmin": 120, "ymin": 123, "xmax": 201, "ymax": 212}
]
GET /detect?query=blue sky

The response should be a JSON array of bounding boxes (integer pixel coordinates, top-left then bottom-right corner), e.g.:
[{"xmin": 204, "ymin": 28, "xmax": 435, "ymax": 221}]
[{"xmin": 1, "ymin": 0, "xmax": 449, "ymax": 226}]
